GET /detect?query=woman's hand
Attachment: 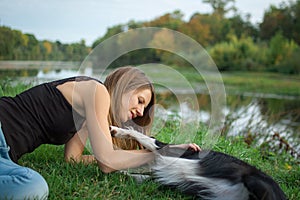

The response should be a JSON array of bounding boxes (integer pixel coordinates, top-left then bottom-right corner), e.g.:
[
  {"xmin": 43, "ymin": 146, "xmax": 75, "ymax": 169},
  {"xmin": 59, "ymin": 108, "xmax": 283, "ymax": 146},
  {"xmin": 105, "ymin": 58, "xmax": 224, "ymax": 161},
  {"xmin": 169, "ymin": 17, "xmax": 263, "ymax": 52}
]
[{"xmin": 170, "ymin": 143, "xmax": 201, "ymax": 151}]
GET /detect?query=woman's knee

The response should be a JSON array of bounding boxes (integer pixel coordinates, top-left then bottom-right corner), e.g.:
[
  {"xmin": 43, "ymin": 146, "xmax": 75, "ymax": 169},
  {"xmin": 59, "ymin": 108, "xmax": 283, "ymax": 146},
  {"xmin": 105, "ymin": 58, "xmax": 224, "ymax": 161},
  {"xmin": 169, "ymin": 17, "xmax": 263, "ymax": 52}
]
[
  {"xmin": 19, "ymin": 167, "xmax": 49, "ymax": 199},
  {"xmin": 0, "ymin": 166, "xmax": 49, "ymax": 199},
  {"xmin": 27, "ymin": 168, "xmax": 49, "ymax": 199}
]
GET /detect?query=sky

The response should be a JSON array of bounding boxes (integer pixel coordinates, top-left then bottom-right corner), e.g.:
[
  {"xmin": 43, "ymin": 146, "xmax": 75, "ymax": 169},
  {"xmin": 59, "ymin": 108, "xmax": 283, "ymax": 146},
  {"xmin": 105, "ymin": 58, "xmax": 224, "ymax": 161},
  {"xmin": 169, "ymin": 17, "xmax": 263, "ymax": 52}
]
[{"xmin": 0, "ymin": 0, "xmax": 286, "ymax": 46}]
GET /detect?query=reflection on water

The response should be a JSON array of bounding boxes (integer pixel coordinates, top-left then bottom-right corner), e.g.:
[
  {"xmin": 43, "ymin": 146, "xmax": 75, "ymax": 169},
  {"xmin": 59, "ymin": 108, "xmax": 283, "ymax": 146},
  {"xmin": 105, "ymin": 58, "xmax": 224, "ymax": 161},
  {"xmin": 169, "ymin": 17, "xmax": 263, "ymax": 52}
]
[
  {"xmin": 37, "ymin": 67, "xmax": 93, "ymax": 82},
  {"xmin": 15, "ymin": 68, "xmax": 94, "ymax": 86},
  {"xmin": 155, "ymin": 92, "xmax": 300, "ymax": 153}
]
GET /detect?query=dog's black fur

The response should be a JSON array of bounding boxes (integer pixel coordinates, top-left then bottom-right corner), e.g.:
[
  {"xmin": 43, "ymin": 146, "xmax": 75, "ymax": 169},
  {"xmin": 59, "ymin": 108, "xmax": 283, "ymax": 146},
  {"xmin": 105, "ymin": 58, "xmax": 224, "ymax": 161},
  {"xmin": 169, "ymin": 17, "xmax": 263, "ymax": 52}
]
[{"xmin": 110, "ymin": 126, "xmax": 286, "ymax": 200}]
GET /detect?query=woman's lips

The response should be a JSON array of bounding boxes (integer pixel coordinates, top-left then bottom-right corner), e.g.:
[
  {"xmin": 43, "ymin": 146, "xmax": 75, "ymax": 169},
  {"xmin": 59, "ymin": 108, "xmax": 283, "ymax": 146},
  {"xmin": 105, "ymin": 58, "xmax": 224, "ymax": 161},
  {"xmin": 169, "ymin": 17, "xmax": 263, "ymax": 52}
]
[
  {"xmin": 128, "ymin": 111, "xmax": 133, "ymax": 120},
  {"xmin": 130, "ymin": 111, "xmax": 136, "ymax": 119}
]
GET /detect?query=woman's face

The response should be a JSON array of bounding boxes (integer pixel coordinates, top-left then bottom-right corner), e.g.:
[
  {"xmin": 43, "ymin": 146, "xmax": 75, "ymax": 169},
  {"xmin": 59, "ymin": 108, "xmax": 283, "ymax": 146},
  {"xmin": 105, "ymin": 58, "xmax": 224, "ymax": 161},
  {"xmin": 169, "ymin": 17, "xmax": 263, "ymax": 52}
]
[{"xmin": 121, "ymin": 88, "xmax": 152, "ymax": 122}]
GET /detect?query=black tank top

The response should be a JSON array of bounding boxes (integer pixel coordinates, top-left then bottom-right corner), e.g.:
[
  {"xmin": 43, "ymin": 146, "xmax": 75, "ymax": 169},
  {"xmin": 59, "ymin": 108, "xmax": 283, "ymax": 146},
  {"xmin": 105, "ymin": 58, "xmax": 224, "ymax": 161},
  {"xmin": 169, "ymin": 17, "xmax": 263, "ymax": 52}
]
[{"xmin": 0, "ymin": 76, "xmax": 102, "ymax": 163}]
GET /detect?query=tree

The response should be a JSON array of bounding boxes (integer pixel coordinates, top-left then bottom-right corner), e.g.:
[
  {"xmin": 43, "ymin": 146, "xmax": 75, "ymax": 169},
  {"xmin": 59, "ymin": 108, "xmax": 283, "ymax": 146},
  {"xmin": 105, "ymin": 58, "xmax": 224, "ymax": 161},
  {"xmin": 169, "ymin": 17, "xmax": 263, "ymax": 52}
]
[
  {"xmin": 259, "ymin": 1, "xmax": 300, "ymax": 44},
  {"xmin": 0, "ymin": 26, "xmax": 14, "ymax": 59},
  {"xmin": 291, "ymin": 0, "xmax": 300, "ymax": 44},
  {"xmin": 179, "ymin": 13, "xmax": 212, "ymax": 46},
  {"xmin": 228, "ymin": 14, "xmax": 258, "ymax": 40},
  {"xmin": 268, "ymin": 31, "xmax": 298, "ymax": 67},
  {"xmin": 43, "ymin": 41, "xmax": 52, "ymax": 58},
  {"xmin": 25, "ymin": 34, "xmax": 41, "ymax": 60},
  {"xmin": 209, "ymin": 35, "xmax": 263, "ymax": 71},
  {"xmin": 259, "ymin": 5, "xmax": 287, "ymax": 40},
  {"xmin": 144, "ymin": 10, "xmax": 184, "ymax": 30},
  {"xmin": 92, "ymin": 25, "xmax": 124, "ymax": 48},
  {"xmin": 203, "ymin": 0, "xmax": 237, "ymax": 18},
  {"xmin": 192, "ymin": 12, "xmax": 231, "ymax": 44}
]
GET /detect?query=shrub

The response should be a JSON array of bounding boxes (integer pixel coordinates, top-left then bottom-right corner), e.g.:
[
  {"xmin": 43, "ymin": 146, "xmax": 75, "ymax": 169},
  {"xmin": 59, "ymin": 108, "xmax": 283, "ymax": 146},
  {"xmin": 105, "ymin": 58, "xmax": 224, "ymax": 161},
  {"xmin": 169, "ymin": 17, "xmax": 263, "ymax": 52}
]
[
  {"xmin": 267, "ymin": 31, "xmax": 299, "ymax": 74},
  {"xmin": 209, "ymin": 35, "xmax": 264, "ymax": 71}
]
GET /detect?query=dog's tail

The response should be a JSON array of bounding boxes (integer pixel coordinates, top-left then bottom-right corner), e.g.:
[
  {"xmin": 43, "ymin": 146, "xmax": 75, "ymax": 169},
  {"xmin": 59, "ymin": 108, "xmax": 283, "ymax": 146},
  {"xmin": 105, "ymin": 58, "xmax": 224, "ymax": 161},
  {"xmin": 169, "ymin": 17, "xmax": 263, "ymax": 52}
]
[{"xmin": 243, "ymin": 172, "xmax": 286, "ymax": 200}]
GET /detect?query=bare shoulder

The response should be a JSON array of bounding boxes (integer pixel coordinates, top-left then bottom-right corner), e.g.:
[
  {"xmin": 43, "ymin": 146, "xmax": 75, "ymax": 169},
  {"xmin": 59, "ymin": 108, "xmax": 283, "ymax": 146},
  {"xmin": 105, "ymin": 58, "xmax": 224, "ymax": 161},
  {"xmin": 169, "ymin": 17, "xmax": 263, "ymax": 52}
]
[
  {"xmin": 76, "ymin": 80, "xmax": 107, "ymax": 93},
  {"xmin": 79, "ymin": 80, "xmax": 109, "ymax": 100},
  {"xmin": 57, "ymin": 80, "xmax": 109, "ymax": 116}
]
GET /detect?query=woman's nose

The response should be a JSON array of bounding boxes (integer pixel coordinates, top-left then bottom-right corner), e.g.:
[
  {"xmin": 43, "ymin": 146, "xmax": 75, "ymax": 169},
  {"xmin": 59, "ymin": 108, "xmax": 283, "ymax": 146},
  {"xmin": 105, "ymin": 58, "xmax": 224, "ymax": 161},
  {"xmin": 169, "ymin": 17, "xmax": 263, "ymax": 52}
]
[{"xmin": 136, "ymin": 106, "xmax": 144, "ymax": 117}]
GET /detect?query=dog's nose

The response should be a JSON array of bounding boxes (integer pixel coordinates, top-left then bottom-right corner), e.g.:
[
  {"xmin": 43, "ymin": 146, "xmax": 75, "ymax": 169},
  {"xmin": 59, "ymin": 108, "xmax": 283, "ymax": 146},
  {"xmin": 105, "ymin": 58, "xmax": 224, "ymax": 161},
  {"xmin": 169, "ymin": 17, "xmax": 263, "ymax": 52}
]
[{"xmin": 109, "ymin": 126, "xmax": 117, "ymax": 137}]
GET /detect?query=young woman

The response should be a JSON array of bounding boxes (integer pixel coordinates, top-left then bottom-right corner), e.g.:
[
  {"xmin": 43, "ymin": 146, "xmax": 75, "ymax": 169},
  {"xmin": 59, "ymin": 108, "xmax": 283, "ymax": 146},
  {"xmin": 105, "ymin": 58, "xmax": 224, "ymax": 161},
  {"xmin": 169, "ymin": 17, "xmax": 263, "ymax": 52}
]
[{"xmin": 0, "ymin": 66, "xmax": 200, "ymax": 199}]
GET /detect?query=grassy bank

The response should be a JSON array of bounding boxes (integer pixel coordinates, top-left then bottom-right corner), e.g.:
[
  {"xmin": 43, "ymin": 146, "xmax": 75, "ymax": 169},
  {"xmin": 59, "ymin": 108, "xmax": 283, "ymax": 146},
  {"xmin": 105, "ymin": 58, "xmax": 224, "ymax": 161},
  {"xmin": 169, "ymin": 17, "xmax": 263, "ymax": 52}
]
[
  {"xmin": 221, "ymin": 72, "xmax": 300, "ymax": 97},
  {"xmin": 176, "ymin": 67, "xmax": 300, "ymax": 97}
]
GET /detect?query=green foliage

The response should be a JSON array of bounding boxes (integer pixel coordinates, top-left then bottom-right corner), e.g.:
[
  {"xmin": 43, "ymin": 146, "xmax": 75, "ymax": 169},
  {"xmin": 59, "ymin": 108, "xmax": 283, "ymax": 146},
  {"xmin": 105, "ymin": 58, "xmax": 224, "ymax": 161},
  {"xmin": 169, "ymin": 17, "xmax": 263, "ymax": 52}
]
[
  {"xmin": 89, "ymin": 1, "xmax": 300, "ymax": 74},
  {"xmin": 90, "ymin": 0, "xmax": 300, "ymax": 74},
  {"xmin": 92, "ymin": 25, "xmax": 125, "ymax": 48},
  {"xmin": 267, "ymin": 31, "xmax": 300, "ymax": 74},
  {"xmin": 145, "ymin": 10, "xmax": 185, "ymax": 30},
  {"xmin": 209, "ymin": 35, "xmax": 264, "ymax": 71},
  {"xmin": 0, "ymin": 79, "xmax": 32, "ymax": 97},
  {"xmin": 188, "ymin": 13, "xmax": 231, "ymax": 45},
  {"xmin": 202, "ymin": 0, "xmax": 237, "ymax": 17},
  {"xmin": 209, "ymin": 30, "xmax": 300, "ymax": 74},
  {"xmin": 276, "ymin": 48, "xmax": 300, "ymax": 74},
  {"xmin": 268, "ymin": 32, "xmax": 297, "ymax": 65},
  {"xmin": 228, "ymin": 14, "xmax": 259, "ymax": 39},
  {"xmin": 260, "ymin": 0, "xmax": 300, "ymax": 44},
  {"xmin": 0, "ymin": 26, "xmax": 90, "ymax": 61}
]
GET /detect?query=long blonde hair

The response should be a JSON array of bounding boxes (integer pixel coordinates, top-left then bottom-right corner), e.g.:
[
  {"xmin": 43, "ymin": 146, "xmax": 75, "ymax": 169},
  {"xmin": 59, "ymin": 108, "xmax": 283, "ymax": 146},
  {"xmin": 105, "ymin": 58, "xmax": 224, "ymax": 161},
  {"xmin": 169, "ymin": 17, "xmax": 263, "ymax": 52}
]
[{"xmin": 104, "ymin": 66, "xmax": 155, "ymax": 150}]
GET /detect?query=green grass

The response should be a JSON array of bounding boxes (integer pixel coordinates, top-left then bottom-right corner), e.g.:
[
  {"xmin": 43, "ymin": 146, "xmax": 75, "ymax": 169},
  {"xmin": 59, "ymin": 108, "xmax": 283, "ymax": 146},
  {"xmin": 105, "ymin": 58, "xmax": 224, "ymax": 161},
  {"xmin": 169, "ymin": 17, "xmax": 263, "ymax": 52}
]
[
  {"xmin": 172, "ymin": 66, "xmax": 300, "ymax": 97},
  {"xmin": 18, "ymin": 124, "xmax": 300, "ymax": 200},
  {"xmin": 19, "ymin": 145, "xmax": 189, "ymax": 200},
  {"xmin": 0, "ymin": 78, "xmax": 32, "ymax": 97},
  {"xmin": 221, "ymin": 72, "xmax": 300, "ymax": 96}
]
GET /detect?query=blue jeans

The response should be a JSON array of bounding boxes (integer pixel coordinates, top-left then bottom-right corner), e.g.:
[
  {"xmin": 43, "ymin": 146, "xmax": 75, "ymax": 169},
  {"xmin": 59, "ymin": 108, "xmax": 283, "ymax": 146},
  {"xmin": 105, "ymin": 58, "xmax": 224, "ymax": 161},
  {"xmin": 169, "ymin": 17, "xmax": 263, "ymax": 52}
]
[{"xmin": 0, "ymin": 123, "xmax": 49, "ymax": 199}]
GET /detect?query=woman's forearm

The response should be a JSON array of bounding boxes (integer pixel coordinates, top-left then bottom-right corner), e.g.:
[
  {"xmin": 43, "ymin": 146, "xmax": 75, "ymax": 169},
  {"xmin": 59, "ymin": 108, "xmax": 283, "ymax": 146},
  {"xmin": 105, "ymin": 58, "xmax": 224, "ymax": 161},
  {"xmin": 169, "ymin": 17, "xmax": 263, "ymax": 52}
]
[
  {"xmin": 96, "ymin": 149, "xmax": 154, "ymax": 173},
  {"xmin": 66, "ymin": 150, "xmax": 153, "ymax": 174},
  {"xmin": 66, "ymin": 155, "xmax": 96, "ymax": 164}
]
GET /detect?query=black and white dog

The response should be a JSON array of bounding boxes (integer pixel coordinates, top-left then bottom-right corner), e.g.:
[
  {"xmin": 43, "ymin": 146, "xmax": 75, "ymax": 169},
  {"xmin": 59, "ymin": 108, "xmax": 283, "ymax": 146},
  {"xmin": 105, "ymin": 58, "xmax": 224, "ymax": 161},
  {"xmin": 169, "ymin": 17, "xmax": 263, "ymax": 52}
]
[{"xmin": 110, "ymin": 126, "xmax": 286, "ymax": 200}]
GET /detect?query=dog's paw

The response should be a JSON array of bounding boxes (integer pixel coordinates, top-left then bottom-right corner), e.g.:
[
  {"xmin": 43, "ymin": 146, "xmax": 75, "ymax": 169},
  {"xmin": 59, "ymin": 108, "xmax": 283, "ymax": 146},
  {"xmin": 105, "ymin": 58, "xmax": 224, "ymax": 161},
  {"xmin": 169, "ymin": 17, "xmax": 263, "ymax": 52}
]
[{"xmin": 110, "ymin": 126, "xmax": 132, "ymax": 139}]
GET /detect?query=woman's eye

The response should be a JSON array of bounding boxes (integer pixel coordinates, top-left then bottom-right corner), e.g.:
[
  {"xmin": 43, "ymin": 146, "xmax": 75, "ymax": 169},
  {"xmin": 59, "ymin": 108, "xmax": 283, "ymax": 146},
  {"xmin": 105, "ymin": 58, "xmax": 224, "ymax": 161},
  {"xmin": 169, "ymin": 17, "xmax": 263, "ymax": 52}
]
[{"xmin": 138, "ymin": 98, "xmax": 144, "ymax": 104}]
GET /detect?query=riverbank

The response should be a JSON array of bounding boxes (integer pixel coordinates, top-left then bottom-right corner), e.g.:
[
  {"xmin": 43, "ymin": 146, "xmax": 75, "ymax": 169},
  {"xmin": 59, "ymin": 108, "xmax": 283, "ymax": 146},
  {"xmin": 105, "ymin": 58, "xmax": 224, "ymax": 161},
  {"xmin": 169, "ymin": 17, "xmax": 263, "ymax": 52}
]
[
  {"xmin": 222, "ymin": 71, "xmax": 300, "ymax": 97},
  {"xmin": 176, "ymin": 67, "xmax": 300, "ymax": 97}
]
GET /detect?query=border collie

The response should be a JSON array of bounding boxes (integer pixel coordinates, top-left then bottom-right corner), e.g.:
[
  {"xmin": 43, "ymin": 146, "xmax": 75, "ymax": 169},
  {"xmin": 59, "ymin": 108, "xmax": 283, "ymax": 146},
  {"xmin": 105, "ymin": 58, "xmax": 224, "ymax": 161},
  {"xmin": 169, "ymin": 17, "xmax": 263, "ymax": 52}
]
[{"xmin": 110, "ymin": 126, "xmax": 286, "ymax": 200}]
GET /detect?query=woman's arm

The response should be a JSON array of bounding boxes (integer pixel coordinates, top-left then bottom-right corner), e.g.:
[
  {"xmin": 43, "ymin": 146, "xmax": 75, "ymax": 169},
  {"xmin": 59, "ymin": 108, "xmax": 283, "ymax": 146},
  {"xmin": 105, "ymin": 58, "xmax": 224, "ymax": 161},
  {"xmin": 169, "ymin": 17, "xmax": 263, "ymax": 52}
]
[
  {"xmin": 64, "ymin": 124, "xmax": 96, "ymax": 164},
  {"xmin": 77, "ymin": 81, "xmax": 154, "ymax": 173},
  {"xmin": 64, "ymin": 125, "xmax": 151, "ymax": 168}
]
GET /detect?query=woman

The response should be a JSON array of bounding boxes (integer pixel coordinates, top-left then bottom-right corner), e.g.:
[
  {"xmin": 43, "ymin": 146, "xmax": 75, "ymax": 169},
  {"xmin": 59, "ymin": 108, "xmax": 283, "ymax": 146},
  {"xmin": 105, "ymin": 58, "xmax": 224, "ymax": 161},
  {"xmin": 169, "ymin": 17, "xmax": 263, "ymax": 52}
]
[{"xmin": 0, "ymin": 66, "xmax": 200, "ymax": 199}]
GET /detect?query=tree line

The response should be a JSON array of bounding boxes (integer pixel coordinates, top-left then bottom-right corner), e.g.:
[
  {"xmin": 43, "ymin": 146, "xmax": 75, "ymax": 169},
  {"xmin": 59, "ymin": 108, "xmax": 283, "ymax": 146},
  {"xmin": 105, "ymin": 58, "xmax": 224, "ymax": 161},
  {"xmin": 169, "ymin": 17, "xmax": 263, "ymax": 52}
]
[
  {"xmin": 0, "ymin": 27, "xmax": 90, "ymax": 61},
  {"xmin": 0, "ymin": 0, "xmax": 299, "ymax": 74}
]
